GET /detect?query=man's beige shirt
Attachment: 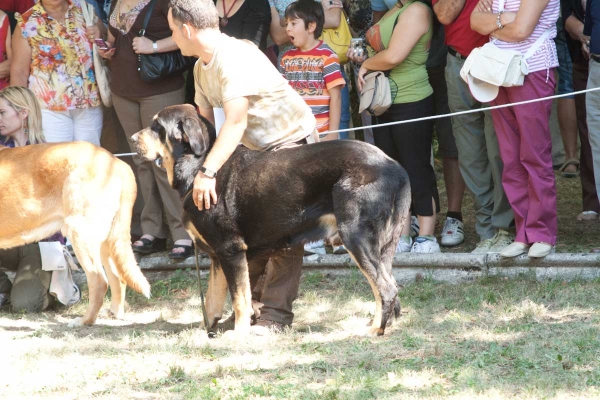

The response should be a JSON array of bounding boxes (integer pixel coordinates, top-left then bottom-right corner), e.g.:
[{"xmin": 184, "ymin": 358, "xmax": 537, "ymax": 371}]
[{"xmin": 194, "ymin": 35, "xmax": 317, "ymax": 151}]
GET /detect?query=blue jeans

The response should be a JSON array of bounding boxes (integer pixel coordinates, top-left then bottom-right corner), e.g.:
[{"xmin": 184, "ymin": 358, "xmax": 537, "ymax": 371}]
[{"xmin": 339, "ymin": 66, "xmax": 351, "ymax": 139}]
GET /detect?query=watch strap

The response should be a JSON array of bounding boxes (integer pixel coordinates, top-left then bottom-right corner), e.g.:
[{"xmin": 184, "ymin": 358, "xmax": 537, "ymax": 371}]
[{"xmin": 200, "ymin": 166, "xmax": 217, "ymax": 178}]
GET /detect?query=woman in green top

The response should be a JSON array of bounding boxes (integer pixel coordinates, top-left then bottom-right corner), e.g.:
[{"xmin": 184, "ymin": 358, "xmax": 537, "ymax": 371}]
[{"xmin": 348, "ymin": 0, "xmax": 440, "ymax": 253}]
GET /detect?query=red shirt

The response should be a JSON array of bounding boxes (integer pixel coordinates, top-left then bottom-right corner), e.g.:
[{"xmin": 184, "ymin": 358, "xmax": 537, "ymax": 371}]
[
  {"xmin": 432, "ymin": 0, "xmax": 487, "ymax": 57},
  {"xmin": 0, "ymin": 0, "xmax": 34, "ymax": 14}
]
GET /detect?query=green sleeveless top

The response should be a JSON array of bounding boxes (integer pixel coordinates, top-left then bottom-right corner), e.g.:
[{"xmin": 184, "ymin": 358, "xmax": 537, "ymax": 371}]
[{"xmin": 365, "ymin": 2, "xmax": 433, "ymax": 104}]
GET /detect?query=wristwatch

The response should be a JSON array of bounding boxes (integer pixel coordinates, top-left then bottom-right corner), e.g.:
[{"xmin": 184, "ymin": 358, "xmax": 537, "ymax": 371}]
[
  {"xmin": 496, "ymin": 11, "xmax": 504, "ymax": 30},
  {"xmin": 199, "ymin": 166, "xmax": 217, "ymax": 178},
  {"xmin": 152, "ymin": 41, "xmax": 158, "ymax": 53}
]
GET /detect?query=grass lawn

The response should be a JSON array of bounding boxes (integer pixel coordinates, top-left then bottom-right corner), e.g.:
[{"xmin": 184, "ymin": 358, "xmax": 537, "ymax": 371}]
[{"xmin": 2, "ymin": 270, "xmax": 600, "ymax": 399}]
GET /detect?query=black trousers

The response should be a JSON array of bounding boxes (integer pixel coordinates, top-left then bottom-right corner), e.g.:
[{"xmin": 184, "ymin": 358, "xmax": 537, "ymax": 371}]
[{"xmin": 373, "ymin": 95, "xmax": 440, "ymax": 216}]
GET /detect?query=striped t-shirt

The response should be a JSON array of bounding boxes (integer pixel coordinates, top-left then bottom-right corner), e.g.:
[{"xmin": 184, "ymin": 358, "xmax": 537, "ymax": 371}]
[
  {"xmin": 491, "ymin": 0, "xmax": 559, "ymax": 74},
  {"xmin": 279, "ymin": 41, "xmax": 346, "ymax": 133}
]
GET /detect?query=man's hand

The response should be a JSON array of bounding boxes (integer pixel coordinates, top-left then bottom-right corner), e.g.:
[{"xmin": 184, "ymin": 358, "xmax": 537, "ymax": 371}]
[{"xmin": 193, "ymin": 172, "xmax": 217, "ymax": 210}]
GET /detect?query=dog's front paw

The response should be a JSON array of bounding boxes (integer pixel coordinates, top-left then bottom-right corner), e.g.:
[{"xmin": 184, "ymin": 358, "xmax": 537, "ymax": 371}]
[{"xmin": 68, "ymin": 317, "xmax": 84, "ymax": 328}]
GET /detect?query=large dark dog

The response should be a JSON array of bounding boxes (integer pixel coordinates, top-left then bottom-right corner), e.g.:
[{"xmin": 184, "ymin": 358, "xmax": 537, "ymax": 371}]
[{"xmin": 132, "ymin": 104, "xmax": 410, "ymax": 336}]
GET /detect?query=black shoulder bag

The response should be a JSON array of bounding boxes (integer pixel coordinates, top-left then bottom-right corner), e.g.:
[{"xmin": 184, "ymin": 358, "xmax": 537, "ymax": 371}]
[{"xmin": 137, "ymin": 0, "xmax": 197, "ymax": 82}]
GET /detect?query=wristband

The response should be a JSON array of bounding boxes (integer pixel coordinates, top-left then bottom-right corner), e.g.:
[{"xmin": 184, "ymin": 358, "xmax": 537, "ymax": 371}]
[{"xmin": 152, "ymin": 41, "xmax": 158, "ymax": 53}]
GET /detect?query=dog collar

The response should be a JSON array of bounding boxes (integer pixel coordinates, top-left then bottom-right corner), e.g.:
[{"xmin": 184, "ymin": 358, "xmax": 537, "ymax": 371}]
[{"xmin": 200, "ymin": 166, "xmax": 217, "ymax": 178}]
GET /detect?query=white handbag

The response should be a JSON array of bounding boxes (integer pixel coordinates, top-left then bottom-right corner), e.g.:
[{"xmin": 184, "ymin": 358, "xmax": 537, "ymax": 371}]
[
  {"xmin": 460, "ymin": 0, "xmax": 552, "ymax": 102},
  {"xmin": 80, "ymin": 1, "xmax": 112, "ymax": 108}
]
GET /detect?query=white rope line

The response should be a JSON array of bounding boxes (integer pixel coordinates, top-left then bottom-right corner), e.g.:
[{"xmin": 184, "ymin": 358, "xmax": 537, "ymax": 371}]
[
  {"xmin": 113, "ymin": 85, "xmax": 600, "ymax": 158},
  {"xmin": 327, "ymin": 85, "xmax": 600, "ymax": 135}
]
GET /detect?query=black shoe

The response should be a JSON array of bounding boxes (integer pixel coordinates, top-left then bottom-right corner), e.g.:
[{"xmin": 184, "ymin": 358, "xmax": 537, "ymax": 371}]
[
  {"xmin": 169, "ymin": 244, "xmax": 193, "ymax": 260},
  {"xmin": 132, "ymin": 237, "xmax": 167, "ymax": 254}
]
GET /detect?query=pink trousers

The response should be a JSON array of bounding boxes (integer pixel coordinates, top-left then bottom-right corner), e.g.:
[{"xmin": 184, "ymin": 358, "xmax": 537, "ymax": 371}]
[{"xmin": 490, "ymin": 70, "xmax": 557, "ymax": 245}]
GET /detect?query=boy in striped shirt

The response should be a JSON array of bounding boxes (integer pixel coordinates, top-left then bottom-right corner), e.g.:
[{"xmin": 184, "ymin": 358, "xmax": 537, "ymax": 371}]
[{"xmin": 279, "ymin": 0, "xmax": 345, "ymax": 141}]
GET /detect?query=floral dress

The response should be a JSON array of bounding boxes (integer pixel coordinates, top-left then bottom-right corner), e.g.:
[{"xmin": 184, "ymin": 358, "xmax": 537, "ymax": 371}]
[{"xmin": 17, "ymin": 0, "xmax": 100, "ymax": 111}]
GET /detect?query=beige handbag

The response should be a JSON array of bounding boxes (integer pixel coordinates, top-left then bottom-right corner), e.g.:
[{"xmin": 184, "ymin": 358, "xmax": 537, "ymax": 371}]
[
  {"xmin": 80, "ymin": 1, "xmax": 112, "ymax": 107},
  {"xmin": 359, "ymin": 71, "xmax": 392, "ymax": 116}
]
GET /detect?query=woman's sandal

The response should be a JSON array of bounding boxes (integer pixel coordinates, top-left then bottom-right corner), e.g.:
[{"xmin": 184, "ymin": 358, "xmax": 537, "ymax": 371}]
[
  {"xmin": 559, "ymin": 158, "xmax": 580, "ymax": 178},
  {"xmin": 169, "ymin": 244, "xmax": 194, "ymax": 260},
  {"xmin": 132, "ymin": 237, "xmax": 167, "ymax": 254}
]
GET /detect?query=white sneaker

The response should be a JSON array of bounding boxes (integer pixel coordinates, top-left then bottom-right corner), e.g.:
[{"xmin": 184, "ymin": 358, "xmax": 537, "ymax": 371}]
[
  {"xmin": 528, "ymin": 242, "xmax": 554, "ymax": 258},
  {"xmin": 499, "ymin": 241, "xmax": 529, "ymax": 257},
  {"xmin": 396, "ymin": 236, "xmax": 412, "ymax": 253},
  {"xmin": 411, "ymin": 237, "xmax": 441, "ymax": 253},
  {"xmin": 409, "ymin": 216, "xmax": 419, "ymax": 238},
  {"xmin": 487, "ymin": 230, "xmax": 514, "ymax": 253},
  {"xmin": 472, "ymin": 238, "xmax": 494, "ymax": 254},
  {"xmin": 440, "ymin": 217, "xmax": 465, "ymax": 247},
  {"xmin": 304, "ymin": 240, "xmax": 326, "ymax": 255},
  {"xmin": 332, "ymin": 244, "xmax": 348, "ymax": 254}
]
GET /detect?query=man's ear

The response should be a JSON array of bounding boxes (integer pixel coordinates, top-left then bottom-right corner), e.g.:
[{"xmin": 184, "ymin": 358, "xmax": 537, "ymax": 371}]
[
  {"xmin": 183, "ymin": 24, "xmax": 192, "ymax": 39},
  {"xmin": 181, "ymin": 117, "xmax": 208, "ymax": 156}
]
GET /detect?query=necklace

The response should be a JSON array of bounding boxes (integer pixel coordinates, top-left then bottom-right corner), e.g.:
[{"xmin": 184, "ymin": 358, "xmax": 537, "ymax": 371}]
[{"xmin": 220, "ymin": 0, "xmax": 239, "ymax": 27}]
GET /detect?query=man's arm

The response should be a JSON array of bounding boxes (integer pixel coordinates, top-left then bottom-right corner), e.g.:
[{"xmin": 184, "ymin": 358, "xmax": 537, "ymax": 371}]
[
  {"xmin": 192, "ymin": 97, "xmax": 249, "ymax": 210},
  {"xmin": 433, "ymin": 0, "xmax": 467, "ymax": 25},
  {"xmin": 198, "ymin": 106, "xmax": 215, "ymax": 127}
]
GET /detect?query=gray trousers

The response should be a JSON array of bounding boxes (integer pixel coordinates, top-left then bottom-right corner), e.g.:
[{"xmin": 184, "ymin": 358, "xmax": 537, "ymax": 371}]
[
  {"xmin": 445, "ymin": 53, "xmax": 514, "ymax": 240},
  {"xmin": 586, "ymin": 59, "xmax": 600, "ymax": 199},
  {"xmin": 0, "ymin": 244, "xmax": 53, "ymax": 312}
]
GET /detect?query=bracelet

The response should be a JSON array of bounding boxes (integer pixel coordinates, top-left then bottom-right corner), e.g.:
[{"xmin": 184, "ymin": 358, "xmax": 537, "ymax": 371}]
[
  {"xmin": 152, "ymin": 41, "xmax": 158, "ymax": 53},
  {"xmin": 496, "ymin": 11, "xmax": 504, "ymax": 30}
]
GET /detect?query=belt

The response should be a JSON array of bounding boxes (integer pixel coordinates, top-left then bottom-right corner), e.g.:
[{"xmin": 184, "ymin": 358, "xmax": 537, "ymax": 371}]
[
  {"xmin": 592, "ymin": 54, "xmax": 600, "ymax": 63},
  {"xmin": 448, "ymin": 47, "xmax": 467, "ymax": 61}
]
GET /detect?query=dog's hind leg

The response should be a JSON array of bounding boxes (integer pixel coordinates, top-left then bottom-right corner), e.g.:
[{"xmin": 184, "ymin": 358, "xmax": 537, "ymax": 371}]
[
  {"xmin": 100, "ymin": 242, "xmax": 127, "ymax": 320},
  {"xmin": 68, "ymin": 234, "xmax": 108, "ymax": 327},
  {"xmin": 335, "ymin": 202, "xmax": 401, "ymax": 336},
  {"xmin": 203, "ymin": 257, "xmax": 228, "ymax": 331}
]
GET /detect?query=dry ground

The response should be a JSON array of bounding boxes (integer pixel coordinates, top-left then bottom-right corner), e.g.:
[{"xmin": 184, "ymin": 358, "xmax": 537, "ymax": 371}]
[{"xmin": 1, "ymin": 271, "xmax": 600, "ymax": 399}]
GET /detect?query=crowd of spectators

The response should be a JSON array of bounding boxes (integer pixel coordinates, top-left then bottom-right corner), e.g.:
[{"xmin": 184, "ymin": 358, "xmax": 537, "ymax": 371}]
[{"xmin": 1, "ymin": 0, "xmax": 599, "ymax": 260}]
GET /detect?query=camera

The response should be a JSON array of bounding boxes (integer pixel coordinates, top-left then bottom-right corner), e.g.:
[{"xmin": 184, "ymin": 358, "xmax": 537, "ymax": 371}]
[{"xmin": 351, "ymin": 38, "xmax": 364, "ymax": 58}]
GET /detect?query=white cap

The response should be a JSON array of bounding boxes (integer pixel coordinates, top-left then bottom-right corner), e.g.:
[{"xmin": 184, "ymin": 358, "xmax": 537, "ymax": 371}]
[{"xmin": 466, "ymin": 74, "xmax": 499, "ymax": 103}]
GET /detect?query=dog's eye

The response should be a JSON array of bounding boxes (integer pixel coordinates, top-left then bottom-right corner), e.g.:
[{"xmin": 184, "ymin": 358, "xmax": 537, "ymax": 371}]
[{"xmin": 154, "ymin": 158, "xmax": 163, "ymax": 168}]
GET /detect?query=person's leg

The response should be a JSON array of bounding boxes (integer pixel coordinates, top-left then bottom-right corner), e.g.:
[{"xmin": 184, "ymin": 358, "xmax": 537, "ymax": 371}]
[
  {"xmin": 586, "ymin": 59, "xmax": 600, "ymax": 201},
  {"xmin": 446, "ymin": 55, "xmax": 502, "ymax": 241},
  {"xmin": 72, "ymin": 106, "xmax": 103, "ymax": 146},
  {"xmin": 484, "ymin": 109, "xmax": 515, "ymax": 234},
  {"xmin": 255, "ymin": 244, "xmax": 304, "ymax": 327},
  {"xmin": 0, "ymin": 248, "xmax": 19, "ymax": 297},
  {"xmin": 390, "ymin": 97, "xmax": 439, "ymax": 235},
  {"xmin": 511, "ymin": 72, "xmax": 558, "ymax": 245},
  {"xmin": 338, "ymin": 65, "xmax": 351, "ymax": 139},
  {"xmin": 10, "ymin": 244, "xmax": 54, "ymax": 312},
  {"xmin": 112, "ymin": 93, "xmax": 169, "ymax": 242},
  {"xmin": 573, "ymin": 61, "xmax": 600, "ymax": 215},
  {"xmin": 428, "ymin": 63, "xmax": 465, "ymax": 215},
  {"xmin": 555, "ymin": 22, "xmax": 579, "ymax": 175},
  {"xmin": 138, "ymin": 87, "xmax": 192, "ymax": 254},
  {"xmin": 490, "ymin": 88, "xmax": 528, "ymax": 244},
  {"xmin": 41, "ymin": 109, "xmax": 75, "ymax": 143},
  {"xmin": 373, "ymin": 112, "xmax": 409, "ymax": 237}
]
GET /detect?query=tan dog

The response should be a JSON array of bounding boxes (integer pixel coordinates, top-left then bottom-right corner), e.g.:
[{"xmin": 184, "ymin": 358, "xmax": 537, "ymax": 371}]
[{"xmin": 0, "ymin": 141, "xmax": 150, "ymax": 326}]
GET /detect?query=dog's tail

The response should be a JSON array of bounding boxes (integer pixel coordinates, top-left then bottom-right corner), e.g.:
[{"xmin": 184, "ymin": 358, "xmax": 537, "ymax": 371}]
[{"xmin": 107, "ymin": 163, "xmax": 151, "ymax": 299}]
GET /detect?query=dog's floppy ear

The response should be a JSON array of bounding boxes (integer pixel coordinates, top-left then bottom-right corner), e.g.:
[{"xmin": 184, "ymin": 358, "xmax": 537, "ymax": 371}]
[{"xmin": 180, "ymin": 117, "xmax": 208, "ymax": 156}]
